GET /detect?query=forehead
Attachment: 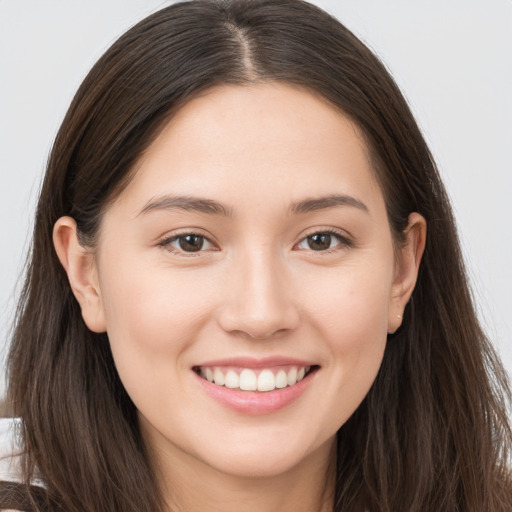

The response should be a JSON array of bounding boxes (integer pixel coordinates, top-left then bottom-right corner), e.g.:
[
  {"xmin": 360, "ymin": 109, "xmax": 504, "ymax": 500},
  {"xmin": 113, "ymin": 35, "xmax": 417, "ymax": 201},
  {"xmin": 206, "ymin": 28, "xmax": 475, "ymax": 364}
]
[{"xmin": 111, "ymin": 83, "xmax": 384, "ymax": 217}]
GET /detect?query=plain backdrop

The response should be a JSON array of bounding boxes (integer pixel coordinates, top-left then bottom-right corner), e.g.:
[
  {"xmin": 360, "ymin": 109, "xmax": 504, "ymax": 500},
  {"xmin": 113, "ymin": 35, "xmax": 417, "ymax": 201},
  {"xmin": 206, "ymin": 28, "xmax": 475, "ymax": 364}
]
[{"xmin": 0, "ymin": 0, "xmax": 511, "ymax": 398}]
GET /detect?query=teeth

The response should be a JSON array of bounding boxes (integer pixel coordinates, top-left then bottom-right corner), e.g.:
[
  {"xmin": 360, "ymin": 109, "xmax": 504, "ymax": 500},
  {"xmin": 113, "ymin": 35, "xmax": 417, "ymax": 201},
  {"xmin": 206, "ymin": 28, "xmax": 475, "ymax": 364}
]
[
  {"xmin": 275, "ymin": 370, "xmax": 288, "ymax": 389},
  {"xmin": 239, "ymin": 369, "xmax": 257, "ymax": 390},
  {"xmin": 213, "ymin": 368, "xmax": 225, "ymax": 386},
  {"xmin": 257, "ymin": 370, "xmax": 275, "ymax": 392},
  {"xmin": 224, "ymin": 370, "xmax": 239, "ymax": 389},
  {"xmin": 200, "ymin": 365, "xmax": 312, "ymax": 392},
  {"xmin": 287, "ymin": 367, "xmax": 298, "ymax": 386}
]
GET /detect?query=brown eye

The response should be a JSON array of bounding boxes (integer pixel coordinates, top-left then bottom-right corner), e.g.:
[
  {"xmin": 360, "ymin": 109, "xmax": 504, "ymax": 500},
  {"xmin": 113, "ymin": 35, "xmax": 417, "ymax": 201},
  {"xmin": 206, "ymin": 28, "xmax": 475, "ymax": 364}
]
[
  {"xmin": 178, "ymin": 234, "xmax": 205, "ymax": 252},
  {"xmin": 307, "ymin": 233, "xmax": 332, "ymax": 251},
  {"xmin": 296, "ymin": 230, "xmax": 351, "ymax": 252},
  {"xmin": 160, "ymin": 233, "xmax": 215, "ymax": 254}
]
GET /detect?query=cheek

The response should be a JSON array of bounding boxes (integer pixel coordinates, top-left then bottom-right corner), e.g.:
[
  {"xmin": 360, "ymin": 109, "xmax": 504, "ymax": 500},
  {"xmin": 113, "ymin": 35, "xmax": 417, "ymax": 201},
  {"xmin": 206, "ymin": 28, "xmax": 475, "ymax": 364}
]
[
  {"xmin": 97, "ymin": 255, "xmax": 218, "ymax": 387},
  {"xmin": 302, "ymin": 257, "xmax": 393, "ymax": 342},
  {"xmin": 299, "ymin": 260, "xmax": 392, "ymax": 424}
]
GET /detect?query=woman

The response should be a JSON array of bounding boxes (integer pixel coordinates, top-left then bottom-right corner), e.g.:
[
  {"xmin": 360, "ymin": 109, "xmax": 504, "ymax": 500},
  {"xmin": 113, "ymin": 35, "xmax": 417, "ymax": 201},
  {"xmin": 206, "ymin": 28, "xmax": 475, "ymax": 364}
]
[{"xmin": 1, "ymin": 0, "xmax": 510, "ymax": 511}]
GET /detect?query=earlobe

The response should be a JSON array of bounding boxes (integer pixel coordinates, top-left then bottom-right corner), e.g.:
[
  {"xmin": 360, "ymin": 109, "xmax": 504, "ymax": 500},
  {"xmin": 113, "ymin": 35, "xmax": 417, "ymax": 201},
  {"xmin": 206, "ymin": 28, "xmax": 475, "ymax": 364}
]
[
  {"xmin": 388, "ymin": 212, "xmax": 426, "ymax": 333},
  {"xmin": 53, "ymin": 217, "xmax": 107, "ymax": 333}
]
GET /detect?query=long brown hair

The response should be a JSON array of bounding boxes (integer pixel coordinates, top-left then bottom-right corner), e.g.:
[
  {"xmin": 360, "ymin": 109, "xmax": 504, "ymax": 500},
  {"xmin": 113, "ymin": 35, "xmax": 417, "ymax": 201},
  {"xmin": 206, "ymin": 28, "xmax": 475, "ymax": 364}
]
[{"xmin": 4, "ymin": 1, "xmax": 511, "ymax": 510}]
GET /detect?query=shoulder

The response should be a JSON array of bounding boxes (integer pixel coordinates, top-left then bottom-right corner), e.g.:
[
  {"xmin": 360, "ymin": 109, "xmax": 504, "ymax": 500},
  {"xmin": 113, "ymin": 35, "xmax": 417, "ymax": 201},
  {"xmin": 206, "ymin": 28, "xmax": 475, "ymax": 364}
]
[
  {"xmin": 0, "ymin": 418, "xmax": 44, "ymax": 488},
  {"xmin": 0, "ymin": 419, "xmax": 47, "ymax": 511},
  {"xmin": 0, "ymin": 418, "xmax": 24, "ymax": 486}
]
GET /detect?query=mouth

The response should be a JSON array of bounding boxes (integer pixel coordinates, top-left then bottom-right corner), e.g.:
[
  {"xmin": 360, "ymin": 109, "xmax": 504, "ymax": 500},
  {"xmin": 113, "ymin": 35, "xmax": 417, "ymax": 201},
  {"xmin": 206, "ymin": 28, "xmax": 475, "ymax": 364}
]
[
  {"xmin": 193, "ymin": 364, "xmax": 319, "ymax": 392},
  {"xmin": 192, "ymin": 358, "xmax": 320, "ymax": 414}
]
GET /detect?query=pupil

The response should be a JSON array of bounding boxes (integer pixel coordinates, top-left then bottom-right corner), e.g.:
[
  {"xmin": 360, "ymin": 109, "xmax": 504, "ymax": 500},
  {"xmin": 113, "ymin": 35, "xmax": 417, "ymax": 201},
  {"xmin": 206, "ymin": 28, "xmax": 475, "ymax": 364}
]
[
  {"xmin": 308, "ymin": 233, "xmax": 331, "ymax": 251},
  {"xmin": 179, "ymin": 235, "xmax": 203, "ymax": 252}
]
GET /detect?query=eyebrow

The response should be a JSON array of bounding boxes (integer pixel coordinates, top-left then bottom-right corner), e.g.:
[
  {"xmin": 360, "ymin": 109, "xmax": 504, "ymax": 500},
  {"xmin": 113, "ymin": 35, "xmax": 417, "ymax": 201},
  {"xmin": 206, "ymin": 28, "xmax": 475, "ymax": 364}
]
[
  {"xmin": 138, "ymin": 193, "xmax": 368, "ymax": 217},
  {"xmin": 138, "ymin": 195, "xmax": 233, "ymax": 217},
  {"xmin": 290, "ymin": 194, "xmax": 369, "ymax": 215}
]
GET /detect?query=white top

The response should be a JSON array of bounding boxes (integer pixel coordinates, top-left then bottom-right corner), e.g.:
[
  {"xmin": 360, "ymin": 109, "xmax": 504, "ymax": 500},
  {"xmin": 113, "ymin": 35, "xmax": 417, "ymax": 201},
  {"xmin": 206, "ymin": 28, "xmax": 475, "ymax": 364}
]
[{"xmin": 0, "ymin": 417, "xmax": 44, "ymax": 488}]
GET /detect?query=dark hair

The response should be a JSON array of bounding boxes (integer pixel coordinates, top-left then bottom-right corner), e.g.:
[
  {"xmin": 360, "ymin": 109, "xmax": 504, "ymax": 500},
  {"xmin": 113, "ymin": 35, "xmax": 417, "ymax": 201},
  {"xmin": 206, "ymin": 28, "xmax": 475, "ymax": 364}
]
[{"xmin": 4, "ymin": 0, "xmax": 511, "ymax": 510}]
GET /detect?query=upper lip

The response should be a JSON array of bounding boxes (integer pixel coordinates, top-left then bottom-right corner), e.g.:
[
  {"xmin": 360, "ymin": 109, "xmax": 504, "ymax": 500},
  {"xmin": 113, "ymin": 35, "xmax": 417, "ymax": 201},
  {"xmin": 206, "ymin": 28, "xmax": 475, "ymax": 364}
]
[{"xmin": 194, "ymin": 356, "xmax": 318, "ymax": 369}]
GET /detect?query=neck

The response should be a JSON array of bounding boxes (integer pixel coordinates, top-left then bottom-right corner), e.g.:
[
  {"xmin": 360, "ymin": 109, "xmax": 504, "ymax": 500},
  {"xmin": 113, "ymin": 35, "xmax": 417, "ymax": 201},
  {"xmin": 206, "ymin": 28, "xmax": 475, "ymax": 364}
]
[{"xmin": 147, "ymin": 432, "xmax": 336, "ymax": 512}]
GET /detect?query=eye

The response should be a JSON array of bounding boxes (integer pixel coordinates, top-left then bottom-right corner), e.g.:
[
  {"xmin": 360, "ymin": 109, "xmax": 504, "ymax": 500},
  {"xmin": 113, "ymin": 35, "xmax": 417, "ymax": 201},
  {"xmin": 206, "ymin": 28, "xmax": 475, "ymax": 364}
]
[
  {"xmin": 296, "ymin": 230, "xmax": 351, "ymax": 252},
  {"xmin": 159, "ymin": 233, "xmax": 215, "ymax": 254}
]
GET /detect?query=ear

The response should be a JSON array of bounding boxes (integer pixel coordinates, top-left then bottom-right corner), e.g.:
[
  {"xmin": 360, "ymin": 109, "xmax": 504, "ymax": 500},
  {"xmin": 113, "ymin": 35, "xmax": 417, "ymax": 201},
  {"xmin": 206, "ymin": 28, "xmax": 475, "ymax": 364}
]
[
  {"xmin": 53, "ymin": 216, "xmax": 107, "ymax": 333},
  {"xmin": 388, "ymin": 212, "xmax": 426, "ymax": 334}
]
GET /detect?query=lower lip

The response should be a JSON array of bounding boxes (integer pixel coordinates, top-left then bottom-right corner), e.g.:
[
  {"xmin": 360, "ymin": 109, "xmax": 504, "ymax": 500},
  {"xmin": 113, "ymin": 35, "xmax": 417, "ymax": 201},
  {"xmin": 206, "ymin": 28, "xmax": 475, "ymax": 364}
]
[{"xmin": 194, "ymin": 369, "xmax": 317, "ymax": 415}]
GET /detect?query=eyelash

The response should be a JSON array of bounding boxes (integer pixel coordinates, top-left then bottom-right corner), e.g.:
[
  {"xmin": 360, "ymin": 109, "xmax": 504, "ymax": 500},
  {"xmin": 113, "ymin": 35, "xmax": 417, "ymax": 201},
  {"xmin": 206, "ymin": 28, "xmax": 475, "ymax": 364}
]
[
  {"xmin": 157, "ymin": 231, "xmax": 216, "ymax": 257},
  {"xmin": 157, "ymin": 228, "xmax": 353, "ymax": 256},
  {"xmin": 295, "ymin": 229, "xmax": 353, "ymax": 254}
]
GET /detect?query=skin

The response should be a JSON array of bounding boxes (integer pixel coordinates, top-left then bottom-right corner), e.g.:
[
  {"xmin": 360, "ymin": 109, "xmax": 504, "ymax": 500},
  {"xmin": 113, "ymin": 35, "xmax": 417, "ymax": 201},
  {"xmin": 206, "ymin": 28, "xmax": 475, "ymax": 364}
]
[{"xmin": 54, "ymin": 83, "xmax": 426, "ymax": 512}]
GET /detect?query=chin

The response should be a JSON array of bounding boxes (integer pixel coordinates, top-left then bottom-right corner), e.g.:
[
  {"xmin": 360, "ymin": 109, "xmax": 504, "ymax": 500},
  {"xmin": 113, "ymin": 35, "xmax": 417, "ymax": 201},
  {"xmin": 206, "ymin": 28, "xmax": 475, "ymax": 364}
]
[
  {"xmin": 198, "ymin": 432, "xmax": 334, "ymax": 480},
  {"xmin": 207, "ymin": 451, "xmax": 309, "ymax": 479}
]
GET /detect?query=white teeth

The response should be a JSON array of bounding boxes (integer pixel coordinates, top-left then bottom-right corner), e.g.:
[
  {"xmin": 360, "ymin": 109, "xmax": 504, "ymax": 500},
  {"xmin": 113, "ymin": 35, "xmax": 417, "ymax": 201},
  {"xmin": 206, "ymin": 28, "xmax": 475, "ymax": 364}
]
[
  {"xmin": 287, "ymin": 367, "xmax": 298, "ymax": 386},
  {"xmin": 257, "ymin": 369, "xmax": 275, "ymax": 392},
  {"xmin": 201, "ymin": 365, "xmax": 313, "ymax": 391},
  {"xmin": 275, "ymin": 370, "xmax": 288, "ymax": 389},
  {"xmin": 213, "ymin": 368, "xmax": 225, "ymax": 386},
  {"xmin": 224, "ymin": 370, "xmax": 239, "ymax": 389},
  {"xmin": 239, "ymin": 369, "xmax": 257, "ymax": 390}
]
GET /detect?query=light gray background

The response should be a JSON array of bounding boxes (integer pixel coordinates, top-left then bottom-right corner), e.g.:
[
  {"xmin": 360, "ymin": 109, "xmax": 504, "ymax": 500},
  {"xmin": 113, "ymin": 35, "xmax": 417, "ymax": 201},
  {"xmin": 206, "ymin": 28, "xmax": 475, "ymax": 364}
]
[{"xmin": 1, "ymin": 0, "xmax": 511, "ymax": 398}]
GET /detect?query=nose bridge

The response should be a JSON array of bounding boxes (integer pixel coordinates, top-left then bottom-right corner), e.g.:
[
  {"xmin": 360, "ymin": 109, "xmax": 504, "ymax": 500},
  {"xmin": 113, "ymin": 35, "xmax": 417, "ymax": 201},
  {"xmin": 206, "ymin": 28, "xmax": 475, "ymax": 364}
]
[{"xmin": 218, "ymin": 244, "xmax": 299, "ymax": 339}]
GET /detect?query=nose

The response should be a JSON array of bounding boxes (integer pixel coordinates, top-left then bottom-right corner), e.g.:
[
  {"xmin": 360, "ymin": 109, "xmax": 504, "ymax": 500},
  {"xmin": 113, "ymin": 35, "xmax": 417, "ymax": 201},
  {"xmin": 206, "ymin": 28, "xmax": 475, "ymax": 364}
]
[{"xmin": 217, "ymin": 249, "xmax": 300, "ymax": 340}]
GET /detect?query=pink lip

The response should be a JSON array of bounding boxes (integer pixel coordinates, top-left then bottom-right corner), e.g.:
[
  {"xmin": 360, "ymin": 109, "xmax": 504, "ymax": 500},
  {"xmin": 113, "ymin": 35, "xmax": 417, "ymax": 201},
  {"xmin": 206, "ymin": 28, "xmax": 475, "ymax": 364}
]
[
  {"xmin": 193, "ymin": 363, "xmax": 319, "ymax": 415},
  {"xmin": 195, "ymin": 356, "xmax": 317, "ymax": 369}
]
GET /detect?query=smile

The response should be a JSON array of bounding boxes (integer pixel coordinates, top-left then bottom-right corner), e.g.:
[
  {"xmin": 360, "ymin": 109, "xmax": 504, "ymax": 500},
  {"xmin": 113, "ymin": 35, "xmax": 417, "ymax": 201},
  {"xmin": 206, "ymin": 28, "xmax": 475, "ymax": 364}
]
[
  {"xmin": 195, "ymin": 365, "xmax": 312, "ymax": 392},
  {"xmin": 193, "ymin": 358, "xmax": 319, "ymax": 414}
]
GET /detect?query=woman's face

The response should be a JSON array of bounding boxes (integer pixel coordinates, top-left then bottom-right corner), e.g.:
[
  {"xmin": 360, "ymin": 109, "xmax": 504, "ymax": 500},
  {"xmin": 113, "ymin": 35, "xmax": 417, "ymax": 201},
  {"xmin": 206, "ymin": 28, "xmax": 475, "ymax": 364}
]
[{"xmin": 66, "ymin": 83, "xmax": 422, "ymax": 479}]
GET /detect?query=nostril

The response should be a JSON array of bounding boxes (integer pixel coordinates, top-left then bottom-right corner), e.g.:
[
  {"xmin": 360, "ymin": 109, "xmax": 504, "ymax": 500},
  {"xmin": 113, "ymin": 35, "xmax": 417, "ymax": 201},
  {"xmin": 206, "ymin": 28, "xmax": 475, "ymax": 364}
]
[
  {"xmin": 216, "ymin": 274, "xmax": 300, "ymax": 338},
  {"xmin": 218, "ymin": 308, "xmax": 301, "ymax": 340}
]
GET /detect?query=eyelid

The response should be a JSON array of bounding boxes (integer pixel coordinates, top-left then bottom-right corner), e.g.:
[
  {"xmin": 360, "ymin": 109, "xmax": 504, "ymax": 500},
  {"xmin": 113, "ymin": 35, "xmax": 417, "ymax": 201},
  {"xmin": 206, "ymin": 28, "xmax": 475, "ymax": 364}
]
[
  {"xmin": 157, "ymin": 229, "xmax": 218, "ymax": 256},
  {"xmin": 156, "ymin": 226, "xmax": 353, "ymax": 256},
  {"xmin": 294, "ymin": 227, "xmax": 354, "ymax": 253}
]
